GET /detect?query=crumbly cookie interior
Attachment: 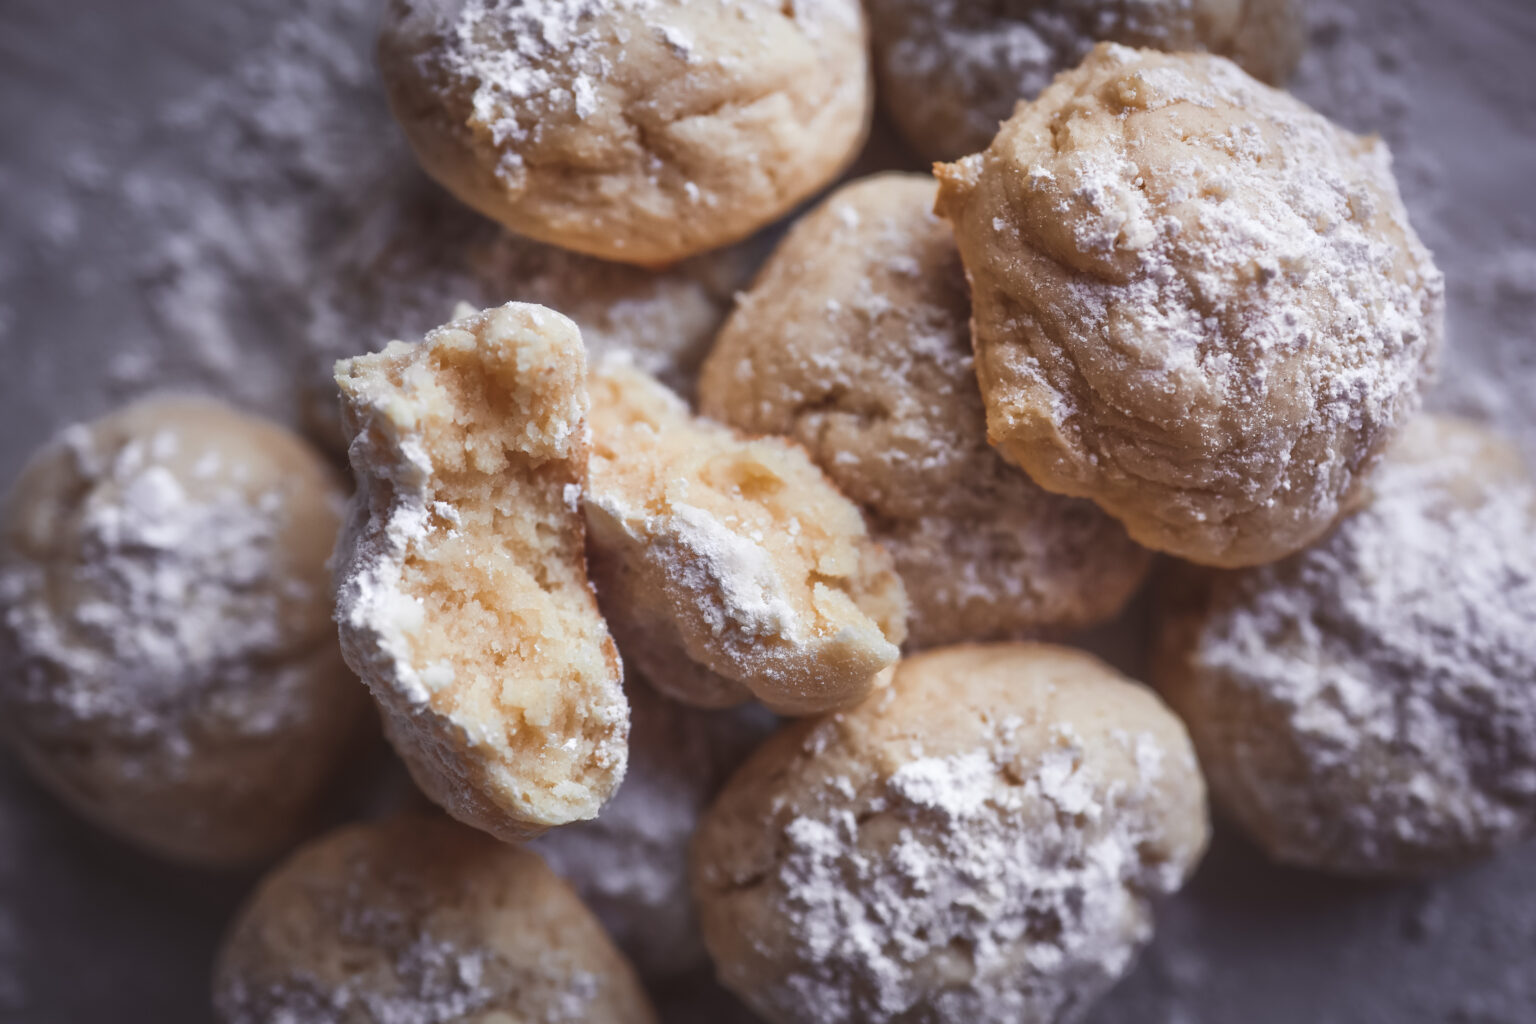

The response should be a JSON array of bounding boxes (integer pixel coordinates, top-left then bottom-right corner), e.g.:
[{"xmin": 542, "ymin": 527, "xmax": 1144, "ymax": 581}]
[
  {"xmin": 588, "ymin": 361, "xmax": 906, "ymax": 713},
  {"xmin": 339, "ymin": 306, "xmax": 625, "ymax": 827}
]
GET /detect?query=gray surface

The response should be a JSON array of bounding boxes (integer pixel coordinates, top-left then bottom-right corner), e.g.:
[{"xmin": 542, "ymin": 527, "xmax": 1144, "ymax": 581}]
[{"xmin": 3, "ymin": 1, "xmax": 1536, "ymax": 1022}]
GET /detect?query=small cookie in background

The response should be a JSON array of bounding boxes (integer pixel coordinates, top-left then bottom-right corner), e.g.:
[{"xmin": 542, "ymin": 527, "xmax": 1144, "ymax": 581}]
[
  {"xmin": 936, "ymin": 45, "xmax": 1443, "ymax": 568},
  {"xmin": 378, "ymin": 0, "xmax": 871, "ymax": 265},
  {"xmin": 1155, "ymin": 415, "xmax": 1536, "ymax": 876},
  {"xmin": 868, "ymin": 0, "xmax": 1303, "ymax": 161},
  {"xmin": 693, "ymin": 643, "xmax": 1208, "ymax": 1024},
  {"xmin": 701, "ymin": 172, "xmax": 1151, "ymax": 648},
  {"xmin": 333, "ymin": 302, "xmax": 628, "ymax": 843},
  {"xmin": 0, "ymin": 396, "xmax": 365, "ymax": 866},
  {"xmin": 212, "ymin": 815, "xmax": 657, "ymax": 1024},
  {"xmin": 586, "ymin": 358, "xmax": 908, "ymax": 716}
]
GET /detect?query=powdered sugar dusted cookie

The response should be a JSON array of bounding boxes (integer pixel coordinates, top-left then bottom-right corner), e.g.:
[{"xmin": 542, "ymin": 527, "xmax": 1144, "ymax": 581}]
[
  {"xmin": 936, "ymin": 45, "xmax": 1444, "ymax": 568},
  {"xmin": 585, "ymin": 359, "xmax": 908, "ymax": 715},
  {"xmin": 333, "ymin": 303, "xmax": 627, "ymax": 842},
  {"xmin": 869, "ymin": 0, "xmax": 1303, "ymax": 161},
  {"xmin": 213, "ymin": 816, "xmax": 657, "ymax": 1024},
  {"xmin": 1155, "ymin": 415, "xmax": 1536, "ymax": 876},
  {"xmin": 701, "ymin": 173, "xmax": 1151, "ymax": 647},
  {"xmin": 0, "ymin": 397, "xmax": 364, "ymax": 866},
  {"xmin": 692, "ymin": 643, "xmax": 1208, "ymax": 1024},
  {"xmin": 378, "ymin": 0, "xmax": 871, "ymax": 265}
]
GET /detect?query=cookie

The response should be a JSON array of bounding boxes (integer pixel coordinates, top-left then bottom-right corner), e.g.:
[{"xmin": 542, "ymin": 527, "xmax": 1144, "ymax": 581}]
[
  {"xmin": 586, "ymin": 359, "xmax": 907, "ymax": 715},
  {"xmin": 334, "ymin": 302, "xmax": 627, "ymax": 842},
  {"xmin": 936, "ymin": 45, "xmax": 1443, "ymax": 567}
]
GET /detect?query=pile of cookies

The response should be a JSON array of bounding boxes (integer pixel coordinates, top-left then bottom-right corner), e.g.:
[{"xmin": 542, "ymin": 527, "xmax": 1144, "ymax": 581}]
[{"xmin": 3, "ymin": 1, "xmax": 1533, "ymax": 1022}]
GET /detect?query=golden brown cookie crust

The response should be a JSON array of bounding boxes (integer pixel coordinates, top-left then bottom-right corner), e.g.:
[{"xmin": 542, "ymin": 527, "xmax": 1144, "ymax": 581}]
[
  {"xmin": 701, "ymin": 173, "xmax": 1151, "ymax": 646},
  {"xmin": 936, "ymin": 45, "xmax": 1444, "ymax": 568},
  {"xmin": 378, "ymin": 0, "xmax": 872, "ymax": 265}
]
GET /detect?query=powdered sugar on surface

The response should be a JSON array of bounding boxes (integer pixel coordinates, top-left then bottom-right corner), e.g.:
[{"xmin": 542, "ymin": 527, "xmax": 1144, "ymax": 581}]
[{"xmin": 744, "ymin": 720, "xmax": 1187, "ymax": 1024}]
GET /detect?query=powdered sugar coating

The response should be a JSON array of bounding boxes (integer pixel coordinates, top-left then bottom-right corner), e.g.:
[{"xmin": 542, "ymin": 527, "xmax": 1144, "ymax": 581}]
[
  {"xmin": 935, "ymin": 45, "xmax": 1444, "ymax": 567},
  {"xmin": 378, "ymin": 0, "xmax": 871, "ymax": 263},
  {"xmin": 214, "ymin": 816, "xmax": 656, "ymax": 1024},
  {"xmin": 693, "ymin": 644, "xmax": 1208, "ymax": 1024},
  {"xmin": 701, "ymin": 173, "xmax": 1151, "ymax": 647},
  {"xmin": 868, "ymin": 0, "xmax": 1303, "ymax": 160},
  {"xmin": 1155, "ymin": 415, "xmax": 1536, "ymax": 875},
  {"xmin": 0, "ymin": 397, "xmax": 362, "ymax": 865}
]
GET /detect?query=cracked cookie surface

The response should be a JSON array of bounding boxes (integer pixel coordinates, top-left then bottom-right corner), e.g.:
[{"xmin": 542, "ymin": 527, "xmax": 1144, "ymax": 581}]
[
  {"xmin": 1154, "ymin": 416, "xmax": 1536, "ymax": 876},
  {"xmin": 936, "ymin": 45, "xmax": 1443, "ymax": 567}
]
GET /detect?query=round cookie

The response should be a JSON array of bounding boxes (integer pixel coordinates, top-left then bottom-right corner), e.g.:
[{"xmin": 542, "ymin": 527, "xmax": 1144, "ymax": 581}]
[
  {"xmin": 0, "ymin": 397, "xmax": 364, "ymax": 866},
  {"xmin": 213, "ymin": 816, "xmax": 657, "ymax": 1024},
  {"xmin": 532, "ymin": 679, "xmax": 776, "ymax": 979},
  {"xmin": 692, "ymin": 643, "xmax": 1209, "ymax": 1024},
  {"xmin": 869, "ymin": 0, "xmax": 1304, "ymax": 161},
  {"xmin": 1154, "ymin": 415, "xmax": 1536, "ymax": 876},
  {"xmin": 935, "ymin": 45, "xmax": 1445, "ymax": 568},
  {"xmin": 701, "ymin": 173, "xmax": 1151, "ymax": 647},
  {"xmin": 378, "ymin": 0, "xmax": 871, "ymax": 265},
  {"xmin": 303, "ymin": 174, "xmax": 762, "ymax": 454}
]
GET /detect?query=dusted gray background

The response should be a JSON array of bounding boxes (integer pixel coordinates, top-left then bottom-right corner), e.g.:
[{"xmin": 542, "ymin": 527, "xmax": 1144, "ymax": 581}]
[{"xmin": 2, "ymin": 0, "xmax": 1535, "ymax": 1021}]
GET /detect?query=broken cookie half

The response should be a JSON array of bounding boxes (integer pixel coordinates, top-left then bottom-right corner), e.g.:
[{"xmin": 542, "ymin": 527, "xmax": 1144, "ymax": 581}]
[
  {"xmin": 333, "ymin": 302, "xmax": 627, "ymax": 842},
  {"xmin": 586, "ymin": 358, "xmax": 908, "ymax": 716}
]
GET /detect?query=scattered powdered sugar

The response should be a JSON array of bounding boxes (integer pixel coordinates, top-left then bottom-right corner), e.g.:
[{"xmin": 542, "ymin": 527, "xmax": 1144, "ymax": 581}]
[
  {"xmin": 0, "ymin": 418, "xmax": 332, "ymax": 756},
  {"xmin": 665, "ymin": 501, "xmax": 804, "ymax": 644},
  {"xmin": 748, "ymin": 722, "xmax": 1189, "ymax": 1024},
  {"xmin": 300, "ymin": 173, "xmax": 751, "ymax": 452},
  {"xmin": 222, "ymin": 934, "xmax": 503, "ymax": 1024},
  {"xmin": 1188, "ymin": 420, "xmax": 1536, "ymax": 870}
]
